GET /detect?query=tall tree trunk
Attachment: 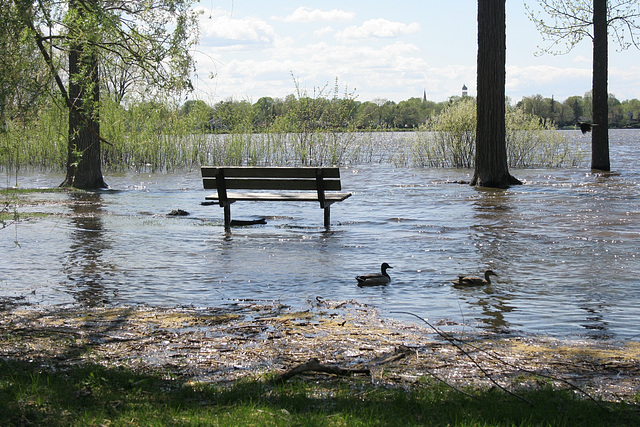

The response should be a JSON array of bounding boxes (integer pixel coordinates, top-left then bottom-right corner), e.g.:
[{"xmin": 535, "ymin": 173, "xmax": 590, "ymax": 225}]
[
  {"xmin": 472, "ymin": 0, "xmax": 520, "ymax": 188},
  {"xmin": 591, "ymin": 0, "xmax": 610, "ymax": 171},
  {"xmin": 60, "ymin": 0, "xmax": 107, "ymax": 189}
]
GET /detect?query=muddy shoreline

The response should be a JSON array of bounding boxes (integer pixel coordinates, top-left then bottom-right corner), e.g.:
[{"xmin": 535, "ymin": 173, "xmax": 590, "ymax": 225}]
[{"xmin": 1, "ymin": 298, "xmax": 639, "ymax": 402}]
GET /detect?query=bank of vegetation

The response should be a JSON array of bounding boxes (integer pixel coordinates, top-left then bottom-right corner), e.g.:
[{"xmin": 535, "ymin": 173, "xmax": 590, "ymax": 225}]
[{"xmin": 2, "ymin": 85, "xmax": 593, "ymax": 174}]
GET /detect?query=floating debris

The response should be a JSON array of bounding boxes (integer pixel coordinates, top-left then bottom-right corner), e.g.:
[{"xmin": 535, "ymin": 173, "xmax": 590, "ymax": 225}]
[
  {"xmin": 231, "ymin": 218, "xmax": 267, "ymax": 226},
  {"xmin": 167, "ymin": 209, "xmax": 189, "ymax": 216}
]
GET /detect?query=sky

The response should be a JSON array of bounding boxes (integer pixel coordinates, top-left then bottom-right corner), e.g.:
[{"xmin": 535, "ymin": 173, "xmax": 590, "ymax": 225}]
[{"xmin": 188, "ymin": 1, "xmax": 640, "ymax": 105}]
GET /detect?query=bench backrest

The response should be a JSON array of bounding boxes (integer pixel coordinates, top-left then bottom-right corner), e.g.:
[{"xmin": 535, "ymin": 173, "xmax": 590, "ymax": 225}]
[{"xmin": 201, "ymin": 166, "xmax": 343, "ymax": 191}]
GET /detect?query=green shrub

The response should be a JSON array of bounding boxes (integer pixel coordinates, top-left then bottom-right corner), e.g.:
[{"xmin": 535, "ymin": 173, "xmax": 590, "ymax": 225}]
[
  {"xmin": 417, "ymin": 98, "xmax": 477, "ymax": 168},
  {"xmin": 414, "ymin": 98, "xmax": 583, "ymax": 168}
]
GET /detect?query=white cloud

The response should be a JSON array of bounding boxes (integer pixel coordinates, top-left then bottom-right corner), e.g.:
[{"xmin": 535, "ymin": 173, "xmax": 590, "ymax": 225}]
[
  {"xmin": 225, "ymin": 58, "xmax": 298, "ymax": 80},
  {"xmin": 611, "ymin": 65, "xmax": 640, "ymax": 81},
  {"xmin": 507, "ymin": 65, "xmax": 590, "ymax": 85},
  {"xmin": 278, "ymin": 7, "xmax": 355, "ymax": 23},
  {"xmin": 187, "ymin": 1, "xmax": 640, "ymax": 103},
  {"xmin": 336, "ymin": 19, "xmax": 420, "ymax": 41},
  {"xmin": 314, "ymin": 26, "xmax": 335, "ymax": 37},
  {"xmin": 506, "ymin": 65, "xmax": 592, "ymax": 100},
  {"xmin": 198, "ymin": 8, "xmax": 276, "ymax": 48},
  {"xmin": 199, "ymin": 37, "xmax": 469, "ymax": 102}
]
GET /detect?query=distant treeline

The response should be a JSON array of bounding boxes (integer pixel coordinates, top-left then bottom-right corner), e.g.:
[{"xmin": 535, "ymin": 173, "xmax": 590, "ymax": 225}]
[
  {"xmin": 181, "ymin": 91, "xmax": 640, "ymax": 133},
  {"xmin": 181, "ymin": 94, "xmax": 446, "ymax": 132},
  {"xmin": 516, "ymin": 93, "xmax": 640, "ymax": 129}
]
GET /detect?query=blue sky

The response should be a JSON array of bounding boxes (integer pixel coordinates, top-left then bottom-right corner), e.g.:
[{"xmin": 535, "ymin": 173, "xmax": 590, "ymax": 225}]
[{"xmin": 190, "ymin": 1, "xmax": 640, "ymax": 104}]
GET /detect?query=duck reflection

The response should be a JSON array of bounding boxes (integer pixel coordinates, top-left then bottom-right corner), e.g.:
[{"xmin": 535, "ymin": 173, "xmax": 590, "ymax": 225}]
[
  {"xmin": 579, "ymin": 294, "xmax": 613, "ymax": 340},
  {"xmin": 62, "ymin": 192, "xmax": 116, "ymax": 306}
]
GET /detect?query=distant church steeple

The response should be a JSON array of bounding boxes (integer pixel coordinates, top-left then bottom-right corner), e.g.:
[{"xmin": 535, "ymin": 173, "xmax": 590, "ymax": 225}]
[{"xmin": 462, "ymin": 84, "xmax": 468, "ymax": 97}]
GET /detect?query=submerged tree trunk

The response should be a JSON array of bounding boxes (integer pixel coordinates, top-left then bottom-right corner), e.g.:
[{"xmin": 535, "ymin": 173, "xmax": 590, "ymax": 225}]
[
  {"xmin": 471, "ymin": 0, "xmax": 520, "ymax": 188},
  {"xmin": 60, "ymin": 0, "xmax": 107, "ymax": 189},
  {"xmin": 591, "ymin": 0, "xmax": 610, "ymax": 172}
]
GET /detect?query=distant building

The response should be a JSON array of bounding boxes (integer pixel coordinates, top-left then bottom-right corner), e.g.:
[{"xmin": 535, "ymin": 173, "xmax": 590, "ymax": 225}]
[
  {"xmin": 462, "ymin": 84, "xmax": 468, "ymax": 97},
  {"xmin": 423, "ymin": 89, "xmax": 427, "ymax": 103}
]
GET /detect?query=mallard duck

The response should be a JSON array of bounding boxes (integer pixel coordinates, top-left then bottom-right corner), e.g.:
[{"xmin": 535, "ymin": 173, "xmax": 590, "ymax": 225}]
[
  {"xmin": 356, "ymin": 263, "xmax": 392, "ymax": 286},
  {"xmin": 451, "ymin": 270, "xmax": 497, "ymax": 286}
]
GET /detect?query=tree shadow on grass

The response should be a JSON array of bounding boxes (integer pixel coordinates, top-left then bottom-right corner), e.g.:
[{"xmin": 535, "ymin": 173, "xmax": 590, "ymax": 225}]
[
  {"xmin": 1, "ymin": 302, "xmax": 639, "ymax": 426},
  {"xmin": 1, "ymin": 358, "xmax": 639, "ymax": 426}
]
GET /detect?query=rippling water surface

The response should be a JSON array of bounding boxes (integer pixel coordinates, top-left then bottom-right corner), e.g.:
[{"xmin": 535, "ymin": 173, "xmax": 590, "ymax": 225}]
[{"xmin": 2, "ymin": 130, "xmax": 639, "ymax": 341}]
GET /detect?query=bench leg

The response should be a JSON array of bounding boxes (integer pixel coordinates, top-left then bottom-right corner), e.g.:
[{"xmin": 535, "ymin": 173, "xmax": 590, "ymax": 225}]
[
  {"xmin": 324, "ymin": 206, "xmax": 330, "ymax": 228},
  {"xmin": 224, "ymin": 205, "xmax": 231, "ymax": 231}
]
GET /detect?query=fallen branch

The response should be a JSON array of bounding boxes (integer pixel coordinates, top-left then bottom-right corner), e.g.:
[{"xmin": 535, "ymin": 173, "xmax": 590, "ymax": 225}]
[
  {"xmin": 273, "ymin": 345, "xmax": 414, "ymax": 384},
  {"xmin": 273, "ymin": 358, "xmax": 370, "ymax": 384},
  {"xmin": 368, "ymin": 345, "xmax": 412, "ymax": 365},
  {"xmin": 461, "ymin": 338, "xmax": 608, "ymax": 410}
]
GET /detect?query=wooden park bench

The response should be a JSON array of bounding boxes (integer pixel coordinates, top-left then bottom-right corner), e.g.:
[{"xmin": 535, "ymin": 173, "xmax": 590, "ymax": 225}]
[{"xmin": 201, "ymin": 166, "xmax": 352, "ymax": 230}]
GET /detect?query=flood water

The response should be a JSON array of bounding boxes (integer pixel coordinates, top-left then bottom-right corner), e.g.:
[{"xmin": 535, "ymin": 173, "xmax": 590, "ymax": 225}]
[{"xmin": 2, "ymin": 130, "xmax": 639, "ymax": 341}]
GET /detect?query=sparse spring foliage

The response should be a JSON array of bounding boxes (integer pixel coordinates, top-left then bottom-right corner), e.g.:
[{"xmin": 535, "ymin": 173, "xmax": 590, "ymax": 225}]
[{"xmin": 1, "ymin": 95, "xmax": 582, "ymax": 172}]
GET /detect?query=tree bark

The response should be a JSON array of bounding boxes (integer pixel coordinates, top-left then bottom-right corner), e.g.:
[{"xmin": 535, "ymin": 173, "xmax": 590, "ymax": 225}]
[
  {"xmin": 60, "ymin": 0, "xmax": 107, "ymax": 189},
  {"xmin": 591, "ymin": 0, "xmax": 610, "ymax": 171},
  {"xmin": 472, "ymin": 0, "xmax": 521, "ymax": 188}
]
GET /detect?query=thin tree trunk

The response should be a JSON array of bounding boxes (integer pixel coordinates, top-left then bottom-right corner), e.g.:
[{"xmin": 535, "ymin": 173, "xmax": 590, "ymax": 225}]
[
  {"xmin": 472, "ymin": 0, "xmax": 520, "ymax": 188},
  {"xmin": 591, "ymin": 0, "xmax": 610, "ymax": 171}
]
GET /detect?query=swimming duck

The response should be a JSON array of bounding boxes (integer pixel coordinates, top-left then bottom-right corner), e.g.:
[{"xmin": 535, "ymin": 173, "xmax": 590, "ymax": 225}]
[
  {"xmin": 356, "ymin": 263, "xmax": 392, "ymax": 286},
  {"xmin": 451, "ymin": 269, "xmax": 497, "ymax": 287}
]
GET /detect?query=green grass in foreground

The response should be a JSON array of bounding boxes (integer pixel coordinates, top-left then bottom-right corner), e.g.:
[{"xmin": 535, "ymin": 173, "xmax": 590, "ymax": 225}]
[{"xmin": 1, "ymin": 360, "xmax": 638, "ymax": 426}]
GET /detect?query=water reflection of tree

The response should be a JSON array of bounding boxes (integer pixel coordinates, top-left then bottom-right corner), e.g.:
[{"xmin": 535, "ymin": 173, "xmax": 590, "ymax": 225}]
[
  {"xmin": 62, "ymin": 192, "xmax": 116, "ymax": 306},
  {"xmin": 460, "ymin": 189, "xmax": 517, "ymax": 333}
]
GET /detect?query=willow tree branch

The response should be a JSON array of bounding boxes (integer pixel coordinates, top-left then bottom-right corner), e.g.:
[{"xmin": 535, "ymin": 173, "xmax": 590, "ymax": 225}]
[{"xmin": 27, "ymin": 23, "xmax": 112, "ymax": 146}]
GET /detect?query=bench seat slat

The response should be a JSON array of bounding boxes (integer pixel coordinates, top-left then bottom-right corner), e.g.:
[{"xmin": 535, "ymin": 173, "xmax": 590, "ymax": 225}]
[
  {"xmin": 203, "ymin": 177, "xmax": 342, "ymax": 191},
  {"xmin": 205, "ymin": 192, "xmax": 352, "ymax": 203}
]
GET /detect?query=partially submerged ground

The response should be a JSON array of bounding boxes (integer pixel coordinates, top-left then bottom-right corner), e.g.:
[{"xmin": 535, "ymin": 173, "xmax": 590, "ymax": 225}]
[{"xmin": 1, "ymin": 298, "xmax": 639, "ymax": 404}]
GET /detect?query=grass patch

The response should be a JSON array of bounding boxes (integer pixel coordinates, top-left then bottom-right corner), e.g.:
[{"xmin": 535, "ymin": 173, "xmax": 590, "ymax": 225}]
[
  {"xmin": 0, "ymin": 187, "xmax": 68, "ymax": 194},
  {"xmin": 0, "ymin": 359, "xmax": 637, "ymax": 426},
  {"xmin": 1, "ymin": 187, "xmax": 73, "ymax": 226}
]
